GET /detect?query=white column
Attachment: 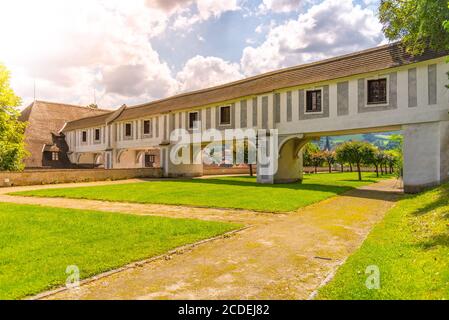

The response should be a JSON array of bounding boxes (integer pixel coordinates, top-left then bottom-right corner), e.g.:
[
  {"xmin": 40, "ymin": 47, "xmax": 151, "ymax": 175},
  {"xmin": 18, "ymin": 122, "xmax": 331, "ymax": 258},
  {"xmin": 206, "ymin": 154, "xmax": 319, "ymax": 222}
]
[{"xmin": 403, "ymin": 121, "xmax": 447, "ymax": 193}]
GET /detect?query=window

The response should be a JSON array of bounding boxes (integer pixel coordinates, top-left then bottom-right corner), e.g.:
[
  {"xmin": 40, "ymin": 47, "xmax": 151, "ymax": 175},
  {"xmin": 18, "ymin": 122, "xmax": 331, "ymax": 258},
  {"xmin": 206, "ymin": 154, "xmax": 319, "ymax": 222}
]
[
  {"xmin": 220, "ymin": 106, "xmax": 231, "ymax": 125},
  {"xmin": 94, "ymin": 128, "xmax": 101, "ymax": 141},
  {"xmin": 125, "ymin": 123, "xmax": 132, "ymax": 137},
  {"xmin": 145, "ymin": 154, "xmax": 156, "ymax": 168},
  {"xmin": 189, "ymin": 112, "xmax": 199, "ymax": 129},
  {"xmin": 51, "ymin": 152, "xmax": 59, "ymax": 161},
  {"xmin": 367, "ymin": 78, "xmax": 387, "ymax": 105},
  {"xmin": 306, "ymin": 90, "xmax": 322, "ymax": 113},
  {"xmin": 143, "ymin": 120, "xmax": 151, "ymax": 135},
  {"xmin": 82, "ymin": 131, "xmax": 87, "ymax": 142}
]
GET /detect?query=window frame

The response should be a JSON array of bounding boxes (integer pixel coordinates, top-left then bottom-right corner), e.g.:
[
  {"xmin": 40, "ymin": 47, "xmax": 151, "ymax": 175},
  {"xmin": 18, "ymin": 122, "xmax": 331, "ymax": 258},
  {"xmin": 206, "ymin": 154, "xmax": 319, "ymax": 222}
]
[
  {"xmin": 94, "ymin": 128, "xmax": 101, "ymax": 142},
  {"xmin": 124, "ymin": 122, "xmax": 133, "ymax": 138},
  {"xmin": 365, "ymin": 76, "xmax": 389, "ymax": 107},
  {"xmin": 51, "ymin": 152, "xmax": 59, "ymax": 161},
  {"xmin": 219, "ymin": 105, "xmax": 232, "ymax": 126},
  {"xmin": 305, "ymin": 88, "xmax": 324, "ymax": 114},
  {"xmin": 81, "ymin": 131, "xmax": 87, "ymax": 143},
  {"xmin": 142, "ymin": 119, "xmax": 152, "ymax": 136},
  {"xmin": 144, "ymin": 154, "xmax": 156, "ymax": 168},
  {"xmin": 188, "ymin": 111, "xmax": 200, "ymax": 130}
]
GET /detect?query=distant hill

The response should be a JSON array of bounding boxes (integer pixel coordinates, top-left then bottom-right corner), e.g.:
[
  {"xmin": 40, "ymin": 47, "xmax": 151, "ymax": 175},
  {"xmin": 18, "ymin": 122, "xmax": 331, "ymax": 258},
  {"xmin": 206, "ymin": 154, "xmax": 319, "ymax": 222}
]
[{"xmin": 317, "ymin": 131, "xmax": 401, "ymax": 151}]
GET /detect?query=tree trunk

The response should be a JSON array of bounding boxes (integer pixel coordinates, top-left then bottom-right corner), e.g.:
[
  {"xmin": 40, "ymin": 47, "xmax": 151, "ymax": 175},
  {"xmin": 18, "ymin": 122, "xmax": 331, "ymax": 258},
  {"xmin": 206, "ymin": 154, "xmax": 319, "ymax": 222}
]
[
  {"xmin": 349, "ymin": 163, "xmax": 353, "ymax": 172},
  {"xmin": 375, "ymin": 165, "xmax": 379, "ymax": 177},
  {"xmin": 357, "ymin": 162, "xmax": 362, "ymax": 181},
  {"xmin": 249, "ymin": 164, "xmax": 253, "ymax": 177},
  {"xmin": 328, "ymin": 164, "xmax": 332, "ymax": 173},
  {"xmin": 380, "ymin": 165, "xmax": 384, "ymax": 175},
  {"xmin": 340, "ymin": 164, "xmax": 344, "ymax": 172},
  {"xmin": 314, "ymin": 165, "xmax": 318, "ymax": 174}
]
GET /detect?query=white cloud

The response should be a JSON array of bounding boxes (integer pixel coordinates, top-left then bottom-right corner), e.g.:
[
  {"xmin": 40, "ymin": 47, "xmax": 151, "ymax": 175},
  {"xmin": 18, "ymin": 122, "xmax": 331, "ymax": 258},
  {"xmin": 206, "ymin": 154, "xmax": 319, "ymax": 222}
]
[
  {"xmin": 259, "ymin": 0, "xmax": 304, "ymax": 13},
  {"xmin": 1, "ymin": 0, "xmax": 385, "ymax": 110},
  {"xmin": 172, "ymin": 0, "xmax": 240, "ymax": 31},
  {"xmin": 145, "ymin": 0, "xmax": 192, "ymax": 13},
  {"xmin": 0, "ymin": 0, "xmax": 181, "ymax": 108},
  {"xmin": 196, "ymin": 0, "xmax": 240, "ymax": 20},
  {"xmin": 176, "ymin": 55, "xmax": 243, "ymax": 92},
  {"xmin": 0, "ymin": 0, "xmax": 240, "ymax": 108},
  {"xmin": 241, "ymin": 0, "xmax": 384, "ymax": 76}
]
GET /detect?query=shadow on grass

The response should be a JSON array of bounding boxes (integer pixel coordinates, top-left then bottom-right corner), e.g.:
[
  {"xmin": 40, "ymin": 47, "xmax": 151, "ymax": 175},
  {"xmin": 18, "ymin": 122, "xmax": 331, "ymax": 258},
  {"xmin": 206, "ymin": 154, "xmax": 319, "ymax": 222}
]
[
  {"xmin": 164, "ymin": 175, "xmax": 401, "ymax": 202},
  {"xmin": 410, "ymin": 185, "xmax": 449, "ymax": 217},
  {"xmin": 344, "ymin": 189, "xmax": 402, "ymax": 202},
  {"xmin": 420, "ymin": 234, "xmax": 449, "ymax": 249}
]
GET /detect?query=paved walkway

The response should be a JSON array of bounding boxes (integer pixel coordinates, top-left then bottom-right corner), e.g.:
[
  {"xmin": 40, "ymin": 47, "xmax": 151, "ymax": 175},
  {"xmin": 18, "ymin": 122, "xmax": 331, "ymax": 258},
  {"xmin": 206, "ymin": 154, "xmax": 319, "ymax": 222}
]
[{"xmin": 0, "ymin": 178, "xmax": 402, "ymax": 300}]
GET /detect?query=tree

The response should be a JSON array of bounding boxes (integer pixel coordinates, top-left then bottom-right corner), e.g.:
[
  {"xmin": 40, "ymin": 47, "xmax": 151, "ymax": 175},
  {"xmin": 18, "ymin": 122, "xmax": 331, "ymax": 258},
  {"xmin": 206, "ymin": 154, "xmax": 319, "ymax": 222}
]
[
  {"xmin": 336, "ymin": 141, "xmax": 376, "ymax": 181},
  {"xmin": 243, "ymin": 139, "xmax": 256, "ymax": 177},
  {"xmin": 385, "ymin": 150, "xmax": 400, "ymax": 175},
  {"xmin": 372, "ymin": 150, "xmax": 386, "ymax": 177},
  {"xmin": 0, "ymin": 64, "xmax": 28, "ymax": 171},
  {"xmin": 310, "ymin": 151, "xmax": 326, "ymax": 174},
  {"xmin": 379, "ymin": 0, "xmax": 449, "ymax": 55},
  {"xmin": 303, "ymin": 142, "xmax": 320, "ymax": 167},
  {"xmin": 322, "ymin": 150, "xmax": 336, "ymax": 173},
  {"xmin": 335, "ymin": 148, "xmax": 346, "ymax": 172},
  {"xmin": 389, "ymin": 134, "xmax": 404, "ymax": 178}
]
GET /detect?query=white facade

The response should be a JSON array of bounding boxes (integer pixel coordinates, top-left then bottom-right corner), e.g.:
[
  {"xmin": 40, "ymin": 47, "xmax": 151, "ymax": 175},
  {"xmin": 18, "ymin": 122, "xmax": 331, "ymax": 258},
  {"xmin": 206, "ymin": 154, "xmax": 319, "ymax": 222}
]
[{"xmin": 64, "ymin": 56, "xmax": 449, "ymax": 191}]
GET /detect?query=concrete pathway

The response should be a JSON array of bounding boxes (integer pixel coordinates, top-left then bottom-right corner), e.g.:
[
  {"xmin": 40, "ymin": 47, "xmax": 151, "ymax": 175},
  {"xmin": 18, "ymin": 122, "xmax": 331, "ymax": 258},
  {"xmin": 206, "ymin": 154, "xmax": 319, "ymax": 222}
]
[{"xmin": 0, "ymin": 178, "xmax": 402, "ymax": 300}]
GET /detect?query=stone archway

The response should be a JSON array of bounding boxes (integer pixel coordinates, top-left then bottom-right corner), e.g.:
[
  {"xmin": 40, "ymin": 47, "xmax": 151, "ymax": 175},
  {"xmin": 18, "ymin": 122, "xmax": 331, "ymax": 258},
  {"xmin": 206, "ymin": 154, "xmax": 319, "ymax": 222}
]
[
  {"xmin": 94, "ymin": 153, "xmax": 104, "ymax": 166},
  {"xmin": 273, "ymin": 135, "xmax": 312, "ymax": 184}
]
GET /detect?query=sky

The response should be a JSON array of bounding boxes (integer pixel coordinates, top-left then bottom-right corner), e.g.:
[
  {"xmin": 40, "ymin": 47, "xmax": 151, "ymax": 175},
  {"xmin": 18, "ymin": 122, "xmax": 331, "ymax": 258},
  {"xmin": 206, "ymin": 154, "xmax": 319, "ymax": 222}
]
[{"xmin": 0, "ymin": 0, "xmax": 386, "ymax": 109}]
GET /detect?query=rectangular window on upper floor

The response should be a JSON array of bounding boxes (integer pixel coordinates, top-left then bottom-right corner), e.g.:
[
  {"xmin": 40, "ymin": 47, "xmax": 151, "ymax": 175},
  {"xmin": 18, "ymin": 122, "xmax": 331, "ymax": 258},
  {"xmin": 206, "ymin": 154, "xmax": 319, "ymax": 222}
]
[
  {"xmin": 125, "ymin": 123, "xmax": 132, "ymax": 137},
  {"xmin": 306, "ymin": 90, "xmax": 322, "ymax": 113},
  {"xmin": 143, "ymin": 120, "xmax": 152, "ymax": 135},
  {"xmin": 220, "ymin": 106, "xmax": 231, "ymax": 125},
  {"xmin": 82, "ymin": 131, "xmax": 87, "ymax": 143},
  {"xmin": 189, "ymin": 111, "xmax": 199, "ymax": 130},
  {"xmin": 52, "ymin": 152, "xmax": 59, "ymax": 161},
  {"xmin": 94, "ymin": 128, "xmax": 101, "ymax": 142},
  {"xmin": 367, "ymin": 78, "xmax": 387, "ymax": 105}
]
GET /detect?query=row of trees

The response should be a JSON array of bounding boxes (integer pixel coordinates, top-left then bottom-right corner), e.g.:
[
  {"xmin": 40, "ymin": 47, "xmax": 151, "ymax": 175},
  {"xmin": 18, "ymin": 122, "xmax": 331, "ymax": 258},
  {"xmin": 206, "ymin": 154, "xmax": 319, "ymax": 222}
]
[{"xmin": 303, "ymin": 140, "xmax": 402, "ymax": 181}]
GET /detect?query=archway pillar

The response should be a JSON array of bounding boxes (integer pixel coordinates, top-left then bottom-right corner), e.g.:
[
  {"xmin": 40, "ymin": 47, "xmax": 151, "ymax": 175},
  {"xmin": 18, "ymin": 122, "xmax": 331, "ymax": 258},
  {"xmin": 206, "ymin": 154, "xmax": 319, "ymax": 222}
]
[
  {"xmin": 257, "ymin": 134, "xmax": 310, "ymax": 184},
  {"xmin": 403, "ymin": 121, "xmax": 449, "ymax": 193},
  {"xmin": 161, "ymin": 144, "xmax": 204, "ymax": 178},
  {"xmin": 272, "ymin": 135, "xmax": 311, "ymax": 184}
]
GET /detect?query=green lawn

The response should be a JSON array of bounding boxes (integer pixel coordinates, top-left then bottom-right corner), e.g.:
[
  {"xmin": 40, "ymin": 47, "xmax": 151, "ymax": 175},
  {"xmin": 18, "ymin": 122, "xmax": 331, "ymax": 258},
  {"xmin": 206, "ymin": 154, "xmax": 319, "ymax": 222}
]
[
  {"xmin": 11, "ymin": 173, "xmax": 391, "ymax": 213},
  {"xmin": 318, "ymin": 182, "xmax": 449, "ymax": 300},
  {"xmin": 0, "ymin": 203, "xmax": 239, "ymax": 300}
]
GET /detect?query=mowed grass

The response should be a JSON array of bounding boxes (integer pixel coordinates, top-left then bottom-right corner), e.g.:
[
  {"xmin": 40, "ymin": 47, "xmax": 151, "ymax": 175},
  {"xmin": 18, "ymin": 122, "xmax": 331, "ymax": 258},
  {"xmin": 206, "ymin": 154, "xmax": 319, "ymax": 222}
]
[
  {"xmin": 11, "ymin": 173, "xmax": 391, "ymax": 213},
  {"xmin": 318, "ymin": 183, "xmax": 449, "ymax": 300},
  {"xmin": 0, "ymin": 203, "xmax": 239, "ymax": 300}
]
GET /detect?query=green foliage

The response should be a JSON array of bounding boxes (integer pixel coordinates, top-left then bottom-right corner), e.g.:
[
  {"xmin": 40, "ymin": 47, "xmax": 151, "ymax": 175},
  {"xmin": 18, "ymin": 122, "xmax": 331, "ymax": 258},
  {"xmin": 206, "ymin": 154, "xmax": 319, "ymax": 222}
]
[
  {"xmin": 379, "ymin": 0, "xmax": 449, "ymax": 55},
  {"xmin": 371, "ymin": 150, "xmax": 386, "ymax": 177},
  {"xmin": 0, "ymin": 202, "xmax": 238, "ymax": 299},
  {"xmin": 0, "ymin": 63, "xmax": 28, "ymax": 171},
  {"xmin": 12, "ymin": 173, "xmax": 392, "ymax": 213},
  {"xmin": 336, "ymin": 141, "xmax": 376, "ymax": 181},
  {"xmin": 322, "ymin": 150, "xmax": 336, "ymax": 173},
  {"xmin": 303, "ymin": 142, "xmax": 320, "ymax": 167},
  {"xmin": 319, "ymin": 182, "xmax": 449, "ymax": 300}
]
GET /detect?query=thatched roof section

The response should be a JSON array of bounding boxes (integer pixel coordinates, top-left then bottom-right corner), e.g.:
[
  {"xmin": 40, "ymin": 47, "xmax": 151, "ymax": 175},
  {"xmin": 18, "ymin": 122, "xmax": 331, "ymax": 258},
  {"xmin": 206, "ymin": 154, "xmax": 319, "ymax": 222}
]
[{"xmin": 20, "ymin": 101, "xmax": 109, "ymax": 168}]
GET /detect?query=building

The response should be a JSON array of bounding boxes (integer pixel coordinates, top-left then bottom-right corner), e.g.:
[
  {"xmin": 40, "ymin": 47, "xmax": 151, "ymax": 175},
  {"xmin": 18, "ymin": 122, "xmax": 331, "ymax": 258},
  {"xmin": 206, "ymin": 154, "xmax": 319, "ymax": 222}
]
[
  {"xmin": 56, "ymin": 43, "xmax": 449, "ymax": 192},
  {"xmin": 19, "ymin": 101, "xmax": 110, "ymax": 168}
]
